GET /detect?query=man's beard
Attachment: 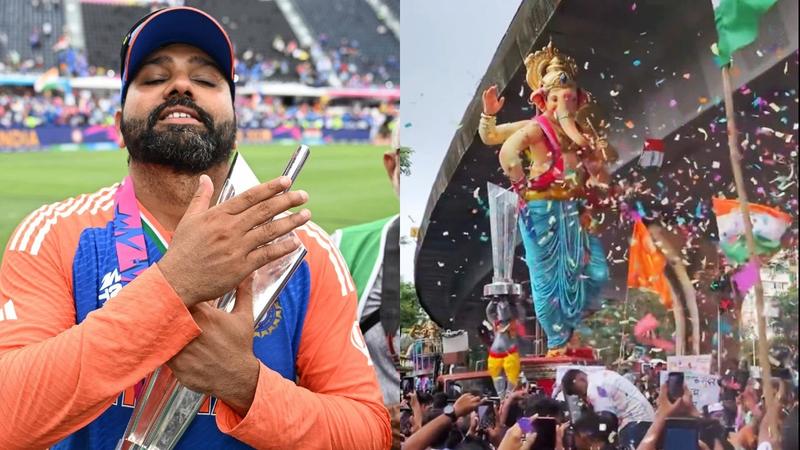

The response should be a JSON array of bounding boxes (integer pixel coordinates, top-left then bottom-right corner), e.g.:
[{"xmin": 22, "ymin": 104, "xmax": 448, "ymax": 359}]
[{"xmin": 120, "ymin": 96, "xmax": 236, "ymax": 174}]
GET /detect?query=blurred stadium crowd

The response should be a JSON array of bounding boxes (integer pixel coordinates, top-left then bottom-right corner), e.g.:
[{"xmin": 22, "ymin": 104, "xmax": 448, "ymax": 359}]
[
  {"xmin": 0, "ymin": 0, "xmax": 398, "ymax": 87},
  {"xmin": 0, "ymin": 0, "xmax": 399, "ymax": 147},
  {"xmin": 0, "ymin": 89, "xmax": 397, "ymax": 139}
]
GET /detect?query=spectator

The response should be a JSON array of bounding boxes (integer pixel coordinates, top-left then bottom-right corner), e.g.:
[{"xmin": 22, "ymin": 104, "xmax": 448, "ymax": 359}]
[
  {"xmin": 403, "ymin": 393, "xmax": 482, "ymax": 450},
  {"xmin": 562, "ymin": 369, "xmax": 655, "ymax": 449}
]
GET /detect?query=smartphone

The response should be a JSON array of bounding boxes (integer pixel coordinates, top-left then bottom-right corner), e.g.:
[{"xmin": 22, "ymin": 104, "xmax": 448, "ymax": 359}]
[
  {"xmin": 478, "ymin": 402, "xmax": 495, "ymax": 430},
  {"xmin": 664, "ymin": 418, "xmax": 699, "ymax": 450},
  {"xmin": 531, "ymin": 417, "xmax": 557, "ymax": 450},
  {"xmin": 517, "ymin": 417, "xmax": 533, "ymax": 434},
  {"xmin": 667, "ymin": 372, "xmax": 684, "ymax": 402},
  {"xmin": 478, "ymin": 405, "xmax": 489, "ymax": 421},
  {"xmin": 566, "ymin": 395, "xmax": 583, "ymax": 423}
]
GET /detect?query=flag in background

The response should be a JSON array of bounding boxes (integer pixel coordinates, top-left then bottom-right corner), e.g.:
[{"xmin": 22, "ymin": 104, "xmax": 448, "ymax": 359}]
[
  {"xmin": 639, "ymin": 138, "xmax": 665, "ymax": 168},
  {"xmin": 711, "ymin": 0, "xmax": 778, "ymax": 66},
  {"xmin": 627, "ymin": 218, "xmax": 672, "ymax": 309},
  {"xmin": 33, "ymin": 67, "xmax": 61, "ymax": 93},
  {"xmin": 712, "ymin": 197, "xmax": 791, "ymax": 265}
]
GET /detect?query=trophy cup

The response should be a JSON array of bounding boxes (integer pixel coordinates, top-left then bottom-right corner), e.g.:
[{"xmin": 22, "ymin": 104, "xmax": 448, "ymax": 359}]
[
  {"xmin": 118, "ymin": 146, "xmax": 310, "ymax": 450},
  {"xmin": 483, "ymin": 182, "xmax": 521, "ymax": 297}
]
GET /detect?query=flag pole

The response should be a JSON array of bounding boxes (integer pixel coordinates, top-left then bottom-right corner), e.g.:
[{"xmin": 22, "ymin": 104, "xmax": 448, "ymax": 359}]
[
  {"xmin": 619, "ymin": 287, "xmax": 630, "ymax": 361},
  {"xmin": 720, "ymin": 65, "xmax": 774, "ymax": 411},
  {"xmin": 717, "ymin": 306, "xmax": 722, "ymax": 374}
]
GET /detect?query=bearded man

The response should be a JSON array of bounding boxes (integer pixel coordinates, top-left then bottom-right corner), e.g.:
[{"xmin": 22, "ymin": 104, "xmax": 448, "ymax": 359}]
[{"xmin": 0, "ymin": 7, "xmax": 390, "ymax": 450}]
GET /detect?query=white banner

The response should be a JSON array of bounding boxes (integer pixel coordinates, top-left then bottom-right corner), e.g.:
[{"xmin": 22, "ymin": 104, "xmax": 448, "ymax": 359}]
[
  {"xmin": 667, "ymin": 355, "xmax": 712, "ymax": 374},
  {"xmin": 659, "ymin": 371, "xmax": 720, "ymax": 410},
  {"xmin": 441, "ymin": 330, "xmax": 469, "ymax": 354}
]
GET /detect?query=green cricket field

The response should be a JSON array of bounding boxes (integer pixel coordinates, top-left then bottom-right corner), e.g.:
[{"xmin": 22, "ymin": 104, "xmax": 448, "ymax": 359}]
[{"xmin": 0, "ymin": 144, "xmax": 398, "ymax": 262}]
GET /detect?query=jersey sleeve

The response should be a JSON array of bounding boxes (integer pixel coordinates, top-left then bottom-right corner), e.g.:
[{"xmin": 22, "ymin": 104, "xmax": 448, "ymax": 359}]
[
  {"xmin": 215, "ymin": 223, "xmax": 391, "ymax": 449},
  {"xmin": 0, "ymin": 214, "xmax": 201, "ymax": 449}
]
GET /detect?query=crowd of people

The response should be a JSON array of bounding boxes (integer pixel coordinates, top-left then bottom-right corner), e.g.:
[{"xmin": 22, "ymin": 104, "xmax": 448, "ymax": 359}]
[
  {"xmin": 397, "ymin": 365, "xmax": 798, "ymax": 450},
  {"xmin": 1, "ymin": 1, "xmax": 398, "ymax": 89},
  {"xmin": 0, "ymin": 89, "xmax": 397, "ymax": 138},
  {"xmin": 233, "ymin": 33, "xmax": 398, "ymax": 88}
]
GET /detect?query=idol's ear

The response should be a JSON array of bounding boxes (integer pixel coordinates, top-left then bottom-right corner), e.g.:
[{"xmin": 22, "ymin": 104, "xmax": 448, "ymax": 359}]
[{"xmin": 530, "ymin": 88, "xmax": 547, "ymax": 112}]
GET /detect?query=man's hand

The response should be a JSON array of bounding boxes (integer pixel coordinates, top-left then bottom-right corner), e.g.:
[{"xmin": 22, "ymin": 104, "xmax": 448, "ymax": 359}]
[
  {"xmin": 655, "ymin": 383, "xmax": 694, "ymax": 419},
  {"xmin": 167, "ymin": 275, "xmax": 260, "ymax": 417},
  {"xmin": 498, "ymin": 418, "xmax": 537, "ymax": 450},
  {"xmin": 482, "ymin": 85, "xmax": 505, "ymax": 116},
  {"xmin": 453, "ymin": 394, "xmax": 481, "ymax": 418},
  {"xmin": 159, "ymin": 175, "xmax": 311, "ymax": 307}
]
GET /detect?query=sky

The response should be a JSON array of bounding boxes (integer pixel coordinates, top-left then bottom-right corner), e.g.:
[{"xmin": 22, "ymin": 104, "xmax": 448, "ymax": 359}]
[{"xmin": 399, "ymin": 0, "xmax": 522, "ymax": 283}]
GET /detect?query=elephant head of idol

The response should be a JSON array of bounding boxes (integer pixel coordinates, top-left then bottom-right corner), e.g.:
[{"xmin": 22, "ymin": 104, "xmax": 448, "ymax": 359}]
[{"xmin": 525, "ymin": 41, "xmax": 591, "ymax": 148}]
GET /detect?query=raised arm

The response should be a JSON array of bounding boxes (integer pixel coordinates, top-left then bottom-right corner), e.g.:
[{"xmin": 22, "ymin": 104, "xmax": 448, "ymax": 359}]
[{"xmin": 478, "ymin": 85, "xmax": 529, "ymax": 146}]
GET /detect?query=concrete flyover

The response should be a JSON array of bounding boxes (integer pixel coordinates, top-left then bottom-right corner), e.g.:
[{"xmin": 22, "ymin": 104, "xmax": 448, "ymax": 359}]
[{"xmin": 414, "ymin": 0, "xmax": 798, "ymax": 358}]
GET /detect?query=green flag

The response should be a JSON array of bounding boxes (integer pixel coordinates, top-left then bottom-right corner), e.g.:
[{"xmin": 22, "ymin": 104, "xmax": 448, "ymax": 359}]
[{"xmin": 712, "ymin": 0, "xmax": 778, "ymax": 66}]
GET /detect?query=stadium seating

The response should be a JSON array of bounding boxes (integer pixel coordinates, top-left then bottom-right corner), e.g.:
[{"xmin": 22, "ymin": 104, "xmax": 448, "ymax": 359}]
[
  {"xmin": 185, "ymin": 0, "xmax": 301, "ymax": 82},
  {"xmin": 0, "ymin": 0, "xmax": 66, "ymax": 70},
  {"xmin": 80, "ymin": 2, "xmax": 151, "ymax": 74},
  {"xmin": 292, "ymin": 0, "xmax": 399, "ymax": 83},
  {"xmin": 0, "ymin": 0, "xmax": 397, "ymax": 87},
  {"xmin": 81, "ymin": 1, "xmax": 301, "ymax": 82}
]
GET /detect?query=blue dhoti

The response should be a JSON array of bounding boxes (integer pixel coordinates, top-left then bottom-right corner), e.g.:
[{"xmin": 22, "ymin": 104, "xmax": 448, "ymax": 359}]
[{"xmin": 518, "ymin": 199, "xmax": 609, "ymax": 349}]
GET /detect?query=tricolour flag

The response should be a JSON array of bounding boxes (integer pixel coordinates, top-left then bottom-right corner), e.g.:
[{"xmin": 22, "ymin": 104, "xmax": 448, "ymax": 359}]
[
  {"xmin": 711, "ymin": 0, "xmax": 778, "ymax": 66},
  {"xmin": 33, "ymin": 67, "xmax": 60, "ymax": 93},
  {"xmin": 627, "ymin": 218, "xmax": 672, "ymax": 309},
  {"xmin": 712, "ymin": 197, "xmax": 791, "ymax": 265}
]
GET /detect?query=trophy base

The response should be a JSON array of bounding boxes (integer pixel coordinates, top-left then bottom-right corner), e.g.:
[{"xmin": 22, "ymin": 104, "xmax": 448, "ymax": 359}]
[{"xmin": 483, "ymin": 282, "xmax": 522, "ymax": 297}]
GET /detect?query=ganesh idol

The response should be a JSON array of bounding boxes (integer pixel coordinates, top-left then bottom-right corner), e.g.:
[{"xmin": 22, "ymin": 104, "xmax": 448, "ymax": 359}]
[{"xmin": 478, "ymin": 41, "xmax": 617, "ymax": 357}]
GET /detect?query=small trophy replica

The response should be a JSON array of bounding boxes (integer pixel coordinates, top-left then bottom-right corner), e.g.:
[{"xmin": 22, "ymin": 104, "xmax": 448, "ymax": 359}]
[
  {"xmin": 118, "ymin": 146, "xmax": 310, "ymax": 450},
  {"xmin": 483, "ymin": 182, "xmax": 521, "ymax": 297}
]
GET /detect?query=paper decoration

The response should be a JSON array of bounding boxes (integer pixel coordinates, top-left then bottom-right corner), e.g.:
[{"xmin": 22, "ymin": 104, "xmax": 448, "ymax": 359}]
[{"xmin": 667, "ymin": 355, "xmax": 713, "ymax": 375}]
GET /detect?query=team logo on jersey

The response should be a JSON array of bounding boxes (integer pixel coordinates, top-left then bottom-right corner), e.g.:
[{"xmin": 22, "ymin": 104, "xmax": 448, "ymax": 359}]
[
  {"xmin": 98, "ymin": 269, "xmax": 122, "ymax": 305},
  {"xmin": 350, "ymin": 321, "xmax": 373, "ymax": 366},
  {"xmin": 254, "ymin": 302, "xmax": 283, "ymax": 338}
]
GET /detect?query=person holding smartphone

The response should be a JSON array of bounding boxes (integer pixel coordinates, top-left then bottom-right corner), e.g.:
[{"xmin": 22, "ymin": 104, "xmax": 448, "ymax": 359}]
[
  {"xmin": 636, "ymin": 383, "xmax": 734, "ymax": 450},
  {"xmin": 402, "ymin": 393, "xmax": 482, "ymax": 450},
  {"xmin": 0, "ymin": 6, "xmax": 389, "ymax": 450}
]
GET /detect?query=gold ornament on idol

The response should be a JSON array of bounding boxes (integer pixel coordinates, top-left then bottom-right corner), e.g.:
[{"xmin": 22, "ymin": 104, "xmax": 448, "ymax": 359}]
[{"xmin": 524, "ymin": 40, "xmax": 579, "ymax": 93}]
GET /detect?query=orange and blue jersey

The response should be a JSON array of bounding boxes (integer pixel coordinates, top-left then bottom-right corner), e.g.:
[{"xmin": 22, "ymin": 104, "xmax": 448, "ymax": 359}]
[{"xmin": 0, "ymin": 183, "xmax": 391, "ymax": 450}]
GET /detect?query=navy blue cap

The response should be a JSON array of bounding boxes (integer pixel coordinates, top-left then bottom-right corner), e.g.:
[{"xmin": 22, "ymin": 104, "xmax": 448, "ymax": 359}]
[{"xmin": 119, "ymin": 7, "xmax": 235, "ymax": 103}]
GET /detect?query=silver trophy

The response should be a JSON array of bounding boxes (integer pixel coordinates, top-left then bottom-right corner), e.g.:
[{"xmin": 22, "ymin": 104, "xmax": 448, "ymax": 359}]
[
  {"xmin": 118, "ymin": 147, "xmax": 310, "ymax": 450},
  {"xmin": 483, "ymin": 182, "xmax": 521, "ymax": 297}
]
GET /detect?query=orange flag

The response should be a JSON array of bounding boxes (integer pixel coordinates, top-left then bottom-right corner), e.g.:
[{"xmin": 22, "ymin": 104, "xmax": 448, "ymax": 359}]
[{"xmin": 627, "ymin": 218, "xmax": 672, "ymax": 308}]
